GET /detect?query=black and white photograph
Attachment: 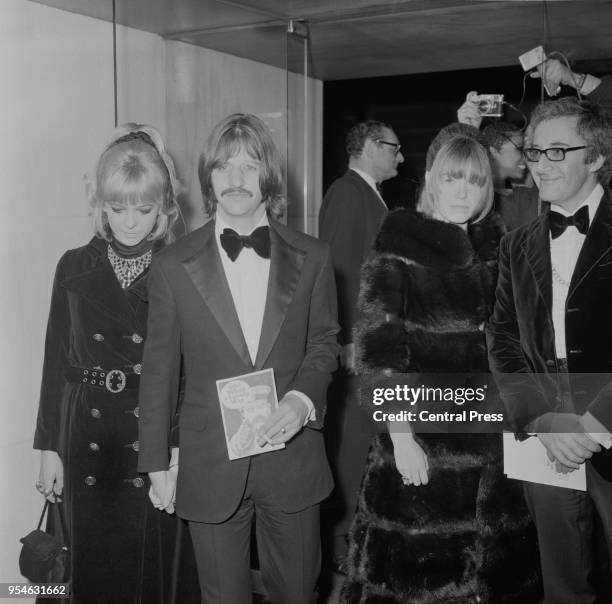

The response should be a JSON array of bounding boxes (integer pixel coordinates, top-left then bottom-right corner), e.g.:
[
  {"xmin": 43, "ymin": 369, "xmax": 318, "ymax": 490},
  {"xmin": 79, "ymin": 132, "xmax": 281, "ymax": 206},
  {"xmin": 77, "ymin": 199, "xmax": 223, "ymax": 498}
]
[{"xmin": 3, "ymin": 1, "xmax": 612, "ymax": 603}]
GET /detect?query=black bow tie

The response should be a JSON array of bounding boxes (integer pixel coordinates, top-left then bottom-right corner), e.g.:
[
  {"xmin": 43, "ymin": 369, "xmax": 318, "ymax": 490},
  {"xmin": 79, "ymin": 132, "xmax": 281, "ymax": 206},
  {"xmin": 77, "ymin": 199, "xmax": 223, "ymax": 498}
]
[
  {"xmin": 549, "ymin": 206, "xmax": 590, "ymax": 239},
  {"xmin": 220, "ymin": 226, "xmax": 271, "ymax": 261}
]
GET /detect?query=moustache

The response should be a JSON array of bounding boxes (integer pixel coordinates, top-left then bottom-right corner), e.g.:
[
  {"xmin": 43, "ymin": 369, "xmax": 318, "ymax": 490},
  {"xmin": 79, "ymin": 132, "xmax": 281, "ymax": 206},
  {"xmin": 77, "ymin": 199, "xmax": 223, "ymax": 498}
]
[{"xmin": 221, "ymin": 187, "xmax": 253, "ymax": 197}]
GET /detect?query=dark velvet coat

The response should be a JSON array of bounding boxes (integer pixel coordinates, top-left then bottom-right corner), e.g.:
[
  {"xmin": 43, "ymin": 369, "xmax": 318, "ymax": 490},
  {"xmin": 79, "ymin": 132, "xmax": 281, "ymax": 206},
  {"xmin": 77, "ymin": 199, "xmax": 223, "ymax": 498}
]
[
  {"xmin": 487, "ymin": 192, "xmax": 612, "ymax": 480},
  {"xmin": 341, "ymin": 210, "xmax": 541, "ymax": 604},
  {"xmin": 34, "ymin": 237, "xmax": 197, "ymax": 604}
]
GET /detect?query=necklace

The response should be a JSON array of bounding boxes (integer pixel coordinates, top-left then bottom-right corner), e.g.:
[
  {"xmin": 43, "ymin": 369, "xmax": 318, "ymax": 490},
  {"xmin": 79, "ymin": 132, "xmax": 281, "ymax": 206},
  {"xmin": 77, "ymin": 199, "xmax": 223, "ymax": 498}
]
[
  {"xmin": 551, "ymin": 263, "xmax": 570, "ymax": 289},
  {"xmin": 107, "ymin": 245, "xmax": 152, "ymax": 289}
]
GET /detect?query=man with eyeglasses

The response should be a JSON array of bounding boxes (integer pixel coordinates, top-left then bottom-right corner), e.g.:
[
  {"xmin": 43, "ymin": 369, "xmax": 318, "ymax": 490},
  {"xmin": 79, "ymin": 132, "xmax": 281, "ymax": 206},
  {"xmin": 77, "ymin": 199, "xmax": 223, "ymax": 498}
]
[
  {"xmin": 487, "ymin": 97, "xmax": 612, "ymax": 602},
  {"xmin": 318, "ymin": 119, "xmax": 403, "ymax": 566}
]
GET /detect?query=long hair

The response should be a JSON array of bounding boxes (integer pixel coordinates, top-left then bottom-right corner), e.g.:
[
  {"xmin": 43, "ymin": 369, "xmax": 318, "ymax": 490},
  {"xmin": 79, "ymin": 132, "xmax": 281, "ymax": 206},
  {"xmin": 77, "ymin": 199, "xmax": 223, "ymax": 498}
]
[
  {"xmin": 198, "ymin": 113, "xmax": 286, "ymax": 219},
  {"xmin": 417, "ymin": 136, "xmax": 494, "ymax": 224},
  {"xmin": 88, "ymin": 123, "xmax": 180, "ymax": 242}
]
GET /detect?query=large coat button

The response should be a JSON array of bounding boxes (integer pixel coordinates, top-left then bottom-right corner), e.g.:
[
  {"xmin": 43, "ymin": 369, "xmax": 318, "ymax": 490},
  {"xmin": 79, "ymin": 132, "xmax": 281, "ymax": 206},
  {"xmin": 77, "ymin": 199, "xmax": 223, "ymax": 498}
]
[
  {"xmin": 132, "ymin": 477, "xmax": 145, "ymax": 488},
  {"xmin": 133, "ymin": 406, "xmax": 140, "ymax": 418},
  {"xmin": 131, "ymin": 441, "xmax": 140, "ymax": 452},
  {"xmin": 84, "ymin": 476, "xmax": 97, "ymax": 486},
  {"xmin": 92, "ymin": 333, "xmax": 104, "ymax": 342},
  {"xmin": 90, "ymin": 408, "xmax": 102, "ymax": 419},
  {"xmin": 89, "ymin": 442, "xmax": 100, "ymax": 452},
  {"xmin": 133, "ymin": 363, "xmax": 142, "ymax": 375},
  {"xmin": 132, "ymin": 333, "xmax": 143, "ymax": 344}
]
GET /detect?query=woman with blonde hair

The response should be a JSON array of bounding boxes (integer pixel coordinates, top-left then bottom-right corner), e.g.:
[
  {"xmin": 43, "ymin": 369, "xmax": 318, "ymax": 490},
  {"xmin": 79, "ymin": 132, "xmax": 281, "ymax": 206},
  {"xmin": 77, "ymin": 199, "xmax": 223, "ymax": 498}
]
[
  {"xmin": 340, "ymin": 134, "xmax": 540, "ymax": 603},
  {"xmin": 33, "ymin": 124, "xmax": 197, "ymax": 602}
]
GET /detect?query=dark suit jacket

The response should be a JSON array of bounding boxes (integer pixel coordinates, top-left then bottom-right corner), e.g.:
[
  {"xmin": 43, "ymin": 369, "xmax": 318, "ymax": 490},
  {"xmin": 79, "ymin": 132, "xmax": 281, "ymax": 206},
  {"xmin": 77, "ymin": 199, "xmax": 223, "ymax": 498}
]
[
  {"xmin": 138, "ymin": 218, "xmax": 339, "ymax": 522},
  {"xmin": 487, "ymin": 191, "xmax": 612, "ymax": 478},
  {"xmin": 319, "ymin": 169, "xmax": 387, "ymax": 344}
]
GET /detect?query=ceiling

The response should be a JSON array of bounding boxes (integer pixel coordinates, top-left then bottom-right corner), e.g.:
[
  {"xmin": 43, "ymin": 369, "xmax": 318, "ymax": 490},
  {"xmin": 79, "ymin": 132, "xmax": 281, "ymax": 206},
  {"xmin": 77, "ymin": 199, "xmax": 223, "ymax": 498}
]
[{"xmin": 30, "ymin": 0, "xmax": 612, "ymax": 80}]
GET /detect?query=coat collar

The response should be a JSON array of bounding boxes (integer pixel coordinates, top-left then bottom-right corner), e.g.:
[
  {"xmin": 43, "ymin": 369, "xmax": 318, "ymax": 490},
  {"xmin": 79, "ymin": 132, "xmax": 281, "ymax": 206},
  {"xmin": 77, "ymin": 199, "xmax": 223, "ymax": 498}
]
[
  {"xmin": 181, "ymin": 218, "xmax": 306, "ymax": 369},
  {"xmin": 60, "ymin": 237, "xmax": 151, "ymax": 331},
  {"xmin": 519, "ymin": 191, "xmax": 612, "ymax": 306}
]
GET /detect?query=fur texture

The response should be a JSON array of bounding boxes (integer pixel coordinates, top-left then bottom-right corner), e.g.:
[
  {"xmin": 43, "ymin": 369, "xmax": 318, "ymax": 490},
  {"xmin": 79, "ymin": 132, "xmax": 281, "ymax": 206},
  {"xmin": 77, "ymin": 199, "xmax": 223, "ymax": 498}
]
[{"xmin": 340, "ymin": 211, "xmax": 541, "ymax": 603}]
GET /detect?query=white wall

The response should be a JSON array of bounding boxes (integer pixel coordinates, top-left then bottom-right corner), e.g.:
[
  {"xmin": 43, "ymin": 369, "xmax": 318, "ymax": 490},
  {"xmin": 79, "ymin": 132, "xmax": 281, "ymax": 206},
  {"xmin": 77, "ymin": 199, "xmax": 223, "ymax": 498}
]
[
  {"xmin": 1, "ymin": 0, "xmax": 322, "ymax": 589},
  {"xmin": 164, "ymin": 40, "xmax": 323, "ymax": 232},
  {"xmin": 0, "ymin": 0, "xmax": 165, "ymax": 587}
]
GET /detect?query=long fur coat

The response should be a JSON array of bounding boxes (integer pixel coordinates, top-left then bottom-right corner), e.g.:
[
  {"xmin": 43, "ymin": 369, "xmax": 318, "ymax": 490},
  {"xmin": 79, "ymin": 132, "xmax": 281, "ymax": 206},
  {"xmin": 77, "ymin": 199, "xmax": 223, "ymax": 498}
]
[{"xmin": 340, "ymin": 210, "xmax": 541, "ymax": 604}]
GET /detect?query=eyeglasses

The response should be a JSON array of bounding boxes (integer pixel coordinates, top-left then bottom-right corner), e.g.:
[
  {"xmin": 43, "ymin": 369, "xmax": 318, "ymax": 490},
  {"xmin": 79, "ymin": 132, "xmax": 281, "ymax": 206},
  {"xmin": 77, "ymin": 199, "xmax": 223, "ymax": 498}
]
[
  {"xmin": 500, "ymin": 132, "xmax": 523, "ymax": 153},
  {"xmin": 375, "ymin": 139, "xmax": 402, "ymax": 155},
  {"xmin": 523, "ymin": 146, "xmax": 588, "ymax": 162}
]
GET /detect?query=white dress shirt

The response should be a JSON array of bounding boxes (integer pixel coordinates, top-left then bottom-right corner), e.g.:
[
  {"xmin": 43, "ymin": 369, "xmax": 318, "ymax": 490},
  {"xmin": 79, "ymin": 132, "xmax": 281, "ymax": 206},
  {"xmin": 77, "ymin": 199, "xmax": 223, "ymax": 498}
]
[
  {"xmin": 215, "ymin": 214, "xmax": 315, "ymax": 423},
  {"xmin": 550, "ymin": 183, "xmax": 603, "ymax": 358}
]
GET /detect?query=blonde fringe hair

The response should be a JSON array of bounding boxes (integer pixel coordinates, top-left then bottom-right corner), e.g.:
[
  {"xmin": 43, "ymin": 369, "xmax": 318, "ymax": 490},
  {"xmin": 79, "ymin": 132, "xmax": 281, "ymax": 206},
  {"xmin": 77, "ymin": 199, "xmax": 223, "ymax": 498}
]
[
  {"xmin": 417, "ymin": 135, "xmax": 494, "ymax": 224},
  {"xmin": 87, "ymin": 123, "xmax": 181, "ymax": 243}
]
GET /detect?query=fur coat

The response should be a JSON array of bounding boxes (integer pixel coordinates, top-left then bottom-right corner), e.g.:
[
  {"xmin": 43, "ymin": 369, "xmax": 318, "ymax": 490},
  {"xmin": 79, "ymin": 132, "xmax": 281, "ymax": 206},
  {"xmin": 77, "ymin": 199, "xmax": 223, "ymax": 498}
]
[{"xmin": 340, "ymin": 210, "xmax": 541, "ymax": 604}]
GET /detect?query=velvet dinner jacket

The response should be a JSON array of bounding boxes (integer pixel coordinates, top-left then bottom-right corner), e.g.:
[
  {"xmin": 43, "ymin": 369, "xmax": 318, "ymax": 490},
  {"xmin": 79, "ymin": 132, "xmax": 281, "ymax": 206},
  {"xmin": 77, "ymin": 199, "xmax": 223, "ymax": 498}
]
[
  {"xmin": 138, "ymin": 218, "xmax": 339, "ymax": 523},
  {"xmin": 319, "ymin": 169, "xmax": 387, "ymax": 345},
  {"xmin": 487, "ymin": 191, "xmax": 612, "ymax": 480}
]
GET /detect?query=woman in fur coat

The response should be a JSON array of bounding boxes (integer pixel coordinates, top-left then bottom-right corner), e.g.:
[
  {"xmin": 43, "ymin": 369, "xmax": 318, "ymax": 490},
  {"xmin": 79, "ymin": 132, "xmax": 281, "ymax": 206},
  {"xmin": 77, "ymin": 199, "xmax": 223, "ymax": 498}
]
[{"xmin": 340, "ymin": 136, "xmax": 540, "ymax": 604}]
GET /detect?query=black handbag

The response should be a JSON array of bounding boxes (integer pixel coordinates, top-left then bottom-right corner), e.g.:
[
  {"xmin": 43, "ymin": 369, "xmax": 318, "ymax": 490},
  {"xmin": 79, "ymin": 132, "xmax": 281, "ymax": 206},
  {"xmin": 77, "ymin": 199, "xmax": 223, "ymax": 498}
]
[{"xmin": 19, "ymin": 499, "xmax": 69, "ymax": 583}]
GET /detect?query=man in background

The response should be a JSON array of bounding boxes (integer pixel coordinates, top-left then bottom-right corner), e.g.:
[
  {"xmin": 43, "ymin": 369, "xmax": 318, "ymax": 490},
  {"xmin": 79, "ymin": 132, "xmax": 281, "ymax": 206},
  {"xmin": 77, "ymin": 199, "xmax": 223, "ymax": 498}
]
[{"xmin": 318, "ymin": 120, "xmax": 403, "ymax": 565}]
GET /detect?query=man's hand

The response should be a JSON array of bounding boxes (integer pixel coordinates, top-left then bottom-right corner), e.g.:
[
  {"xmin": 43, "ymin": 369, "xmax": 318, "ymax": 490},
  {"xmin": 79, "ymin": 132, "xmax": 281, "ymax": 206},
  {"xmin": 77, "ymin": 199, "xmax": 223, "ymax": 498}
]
[
  {"xmin": 339, "ymin": 343, "xmax": 356, "ymax": 374},
  {"xmin": 457, "ymin": 91, "xmax": 482, "ymax": 128},
  {"xmin": 257, "ymin": 393, "xmax": 309, "ymax": 447},
  {"xmin": 148, "ymin": 470, "xmax": 176, "ymax": 514},
  {"xmin": 529, "ymin": 58, "xmax": 574, "ymax": 94},
  {"xmin": 389, "ymin": 431, "xmax": 429, "ymax": 486},
  {"xmin": 536, "ymin": 413, "xmax": 601, "ymax": 469}
]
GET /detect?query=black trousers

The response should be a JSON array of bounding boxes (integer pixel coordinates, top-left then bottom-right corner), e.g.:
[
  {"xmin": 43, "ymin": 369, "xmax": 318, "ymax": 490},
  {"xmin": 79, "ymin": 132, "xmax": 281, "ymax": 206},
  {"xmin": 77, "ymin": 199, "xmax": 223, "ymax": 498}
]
[
  {"xmin": 523, "ymin": 461, "xmax": 612, "ymax": 603},
  {"xmin": 188, "ymin": 459, "xmax": 321, "ymax": 604}
]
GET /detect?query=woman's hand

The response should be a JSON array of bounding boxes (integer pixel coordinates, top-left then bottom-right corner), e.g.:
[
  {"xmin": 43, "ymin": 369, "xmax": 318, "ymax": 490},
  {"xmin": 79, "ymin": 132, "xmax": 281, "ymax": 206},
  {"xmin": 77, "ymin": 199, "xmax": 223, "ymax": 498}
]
[
  {"xmin": 38, "ymin": 450, "xmax": 64, "ymax": 501},
  {"xmin": 457, "ymin": 91, "xmax": 482, "ymax": 128},
  {"xmin": 149, "ymin": 449, "xmax": 178, "ymax": 514},
  {"xmin": 389, "ymin": 432, "xmax": 429, "ymax": 486}
]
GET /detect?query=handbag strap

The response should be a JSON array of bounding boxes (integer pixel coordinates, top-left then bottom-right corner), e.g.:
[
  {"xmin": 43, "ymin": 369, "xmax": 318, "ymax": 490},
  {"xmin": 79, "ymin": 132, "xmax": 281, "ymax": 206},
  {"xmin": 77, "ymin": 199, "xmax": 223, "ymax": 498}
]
[
  {"xmin": 51, "ymin": 500, "xmax": 69, "ymax": 541},
  {"xmin": 37, "ymin": 500, "xmax": 50, "ymax": 530}
]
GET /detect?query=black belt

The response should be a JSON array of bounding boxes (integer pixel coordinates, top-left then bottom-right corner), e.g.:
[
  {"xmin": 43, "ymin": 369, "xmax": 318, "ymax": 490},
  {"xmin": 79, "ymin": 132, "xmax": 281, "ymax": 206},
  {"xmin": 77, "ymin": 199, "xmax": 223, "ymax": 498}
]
[{"xmin": 66, "ymin": 366, "xmax": 140, "ymax": 394}]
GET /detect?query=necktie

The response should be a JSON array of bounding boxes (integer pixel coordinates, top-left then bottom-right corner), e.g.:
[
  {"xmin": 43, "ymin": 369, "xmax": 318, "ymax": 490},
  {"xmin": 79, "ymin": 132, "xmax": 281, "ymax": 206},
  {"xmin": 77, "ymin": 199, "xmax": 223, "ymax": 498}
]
[
  {"xmin": 549, "ymin": 206, "xmax": 589, "ymax": 239},
  {"xmin": 220, "ymin": 226, "xmax": 271, "ymax": 261}
]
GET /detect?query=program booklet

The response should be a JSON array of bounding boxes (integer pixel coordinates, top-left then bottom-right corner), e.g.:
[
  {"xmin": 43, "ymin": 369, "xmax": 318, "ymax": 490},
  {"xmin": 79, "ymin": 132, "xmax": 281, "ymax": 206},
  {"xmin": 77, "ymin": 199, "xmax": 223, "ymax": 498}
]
[{"xmin": 216, "ymin": 368, "xmax": 285, "ymax": 460}]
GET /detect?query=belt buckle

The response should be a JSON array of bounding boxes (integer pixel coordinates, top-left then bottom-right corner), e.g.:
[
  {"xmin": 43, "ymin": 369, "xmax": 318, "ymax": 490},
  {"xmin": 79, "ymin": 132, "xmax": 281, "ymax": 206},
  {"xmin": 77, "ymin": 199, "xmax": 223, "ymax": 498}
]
[{"xmin": 105, "ymin": 369, "xmax": 127, "ymax": 393}]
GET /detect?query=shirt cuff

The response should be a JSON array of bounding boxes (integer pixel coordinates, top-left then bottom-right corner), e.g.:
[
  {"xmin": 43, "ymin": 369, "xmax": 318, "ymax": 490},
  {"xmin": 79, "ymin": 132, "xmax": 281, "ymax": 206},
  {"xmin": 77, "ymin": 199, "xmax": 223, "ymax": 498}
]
[
  {"xmin": 286, "ymin": 390, "xmax": 316, "ymax": 426},
  {"xmin": 581, "ymin": 412, "xmax": 612, "ymax": 449}
]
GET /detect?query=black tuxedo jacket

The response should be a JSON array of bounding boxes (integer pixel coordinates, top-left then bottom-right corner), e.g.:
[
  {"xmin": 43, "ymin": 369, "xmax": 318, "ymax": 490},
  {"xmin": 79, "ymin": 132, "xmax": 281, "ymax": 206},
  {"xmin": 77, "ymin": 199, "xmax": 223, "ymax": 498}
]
[
  {"xmin": 319, "ymin": 169, "xmax": 387, "ymax": 344},
  {"xmin": 487, "ymin": 191, "xmax": 612, "ymax": 479},
  {"xmin": 138, "ymin": 218, "xmax": 339, "ymax": 522}
]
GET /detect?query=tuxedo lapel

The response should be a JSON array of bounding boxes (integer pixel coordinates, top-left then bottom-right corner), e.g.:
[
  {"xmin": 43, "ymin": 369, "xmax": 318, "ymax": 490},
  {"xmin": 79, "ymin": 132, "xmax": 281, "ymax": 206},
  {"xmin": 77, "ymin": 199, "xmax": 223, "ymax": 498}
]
[
  {"xmin": 254, "ymin": 222, "xmax": 306, "ymax": 370},
  {"xmin": 182, "ymin": 224, "xmax": 252, "ymax": 368},
  {"xmin": 521, "ymin": 213, "xmax": 553, "ymax": 314},
  {"xmin": 569, "ymin": 195, "xmax": 612, "ymax": 300}
]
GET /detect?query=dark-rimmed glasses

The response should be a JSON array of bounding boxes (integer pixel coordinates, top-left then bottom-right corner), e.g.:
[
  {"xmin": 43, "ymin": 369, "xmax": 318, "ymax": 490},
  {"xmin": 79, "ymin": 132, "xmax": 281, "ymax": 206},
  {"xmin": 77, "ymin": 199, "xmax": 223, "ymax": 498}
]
[
  {"xmin": 523, "ymin": 146, "xmax": 588, "ymax": 162},
  {"xmin": 375, "ymin": 139, "xmax": 402, "ymax": 155}
]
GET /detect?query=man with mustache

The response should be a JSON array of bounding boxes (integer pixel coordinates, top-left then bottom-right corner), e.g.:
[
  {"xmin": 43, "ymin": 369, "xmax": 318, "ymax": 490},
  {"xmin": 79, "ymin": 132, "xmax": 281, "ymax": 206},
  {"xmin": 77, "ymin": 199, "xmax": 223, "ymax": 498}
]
[
  {"xmin": 138, "ymin": 113, "xmax": 339, "ymax": 603},
  {"xmin": 487, "ymin": 97, "xmax": 612, "ymax": 602}
]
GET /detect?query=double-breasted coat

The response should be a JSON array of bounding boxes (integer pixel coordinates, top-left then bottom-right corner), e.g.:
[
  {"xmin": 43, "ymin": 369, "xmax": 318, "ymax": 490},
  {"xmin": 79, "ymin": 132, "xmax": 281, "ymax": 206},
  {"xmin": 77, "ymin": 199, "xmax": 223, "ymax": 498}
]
[{"xmin": 34, "ymin": 237, "xmax": 197, "ymax": 604}]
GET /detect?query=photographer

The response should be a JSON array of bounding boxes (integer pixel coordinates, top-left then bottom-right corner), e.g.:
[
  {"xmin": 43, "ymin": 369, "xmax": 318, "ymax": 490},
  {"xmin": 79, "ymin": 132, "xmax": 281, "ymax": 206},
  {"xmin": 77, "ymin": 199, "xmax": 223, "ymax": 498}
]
[{"xmin": 458, "ymin": 93, "xmax": 538, "ymax": 230}]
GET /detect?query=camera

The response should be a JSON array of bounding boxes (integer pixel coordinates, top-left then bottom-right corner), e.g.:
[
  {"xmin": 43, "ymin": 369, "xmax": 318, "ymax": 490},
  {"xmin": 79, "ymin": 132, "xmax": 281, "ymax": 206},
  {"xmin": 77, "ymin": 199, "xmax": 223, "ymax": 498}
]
[{"xmin": 477, "ymin": 94, "xmax": 504, "ymax": 117}]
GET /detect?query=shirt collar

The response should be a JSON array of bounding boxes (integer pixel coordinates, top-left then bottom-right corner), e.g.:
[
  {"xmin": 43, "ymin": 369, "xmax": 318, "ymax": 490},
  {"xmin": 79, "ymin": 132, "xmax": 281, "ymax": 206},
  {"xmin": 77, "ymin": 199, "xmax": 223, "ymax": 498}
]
[
  {"xmin": 350, "ymin": 167, "xmax": 380, "ymax": 195},
  {"xmin": 551, "ymin": 183, "xmax": 603, "ymax": 220}
]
